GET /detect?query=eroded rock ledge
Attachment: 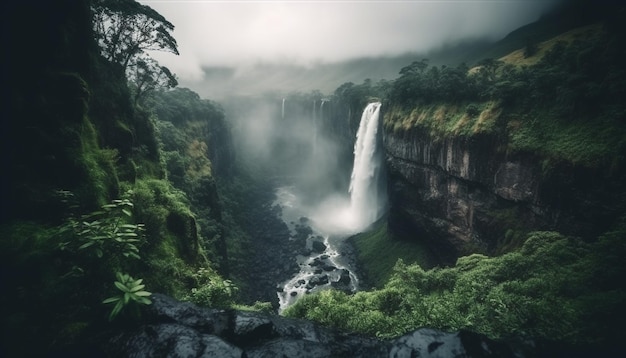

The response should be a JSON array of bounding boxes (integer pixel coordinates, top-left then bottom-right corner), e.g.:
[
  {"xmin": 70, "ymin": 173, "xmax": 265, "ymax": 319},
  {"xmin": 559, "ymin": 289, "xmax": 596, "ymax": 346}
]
[
  {"xmin": 384, "ymin": 128, "xmax": 625, "ymax": 259},
  {"xmin": 86, "ymin": 294, "xmax": 552, "ymax": 357}
]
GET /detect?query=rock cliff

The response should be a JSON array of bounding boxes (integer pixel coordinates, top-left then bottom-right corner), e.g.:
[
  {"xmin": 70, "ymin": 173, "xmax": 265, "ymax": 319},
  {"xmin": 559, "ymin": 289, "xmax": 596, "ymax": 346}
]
[{"xmin": 384, "ymin": 121, "xmax": 625, "ymax": 261}]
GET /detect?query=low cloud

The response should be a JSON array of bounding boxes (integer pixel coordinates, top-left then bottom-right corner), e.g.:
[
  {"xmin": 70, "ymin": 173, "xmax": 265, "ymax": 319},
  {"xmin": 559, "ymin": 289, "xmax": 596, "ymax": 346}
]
[{"xmin": 142, "ymin": 0, "xmax": 562, "ymax": 88}]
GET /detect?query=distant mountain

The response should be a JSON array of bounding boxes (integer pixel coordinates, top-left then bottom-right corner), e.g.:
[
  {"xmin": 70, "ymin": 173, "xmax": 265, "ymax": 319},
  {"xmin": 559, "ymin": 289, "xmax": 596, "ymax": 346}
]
[
  {"xmin": 465, "ymin": 0, "xmax": 617, "ymax": 64},
  {"xmin": 186, "ymin": 39, "xmax": 494, "ymax": 100},
  {"xmin": 186, "ymin": 0, "xmax": 617, "ymax": 100}
]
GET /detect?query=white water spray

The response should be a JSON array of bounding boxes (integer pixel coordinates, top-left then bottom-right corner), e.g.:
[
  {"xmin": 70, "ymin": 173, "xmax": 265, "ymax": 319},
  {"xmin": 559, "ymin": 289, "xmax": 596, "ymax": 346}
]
[{"xmin": 348, "ymin": 102, "xmax": 384, "ymax": 230}]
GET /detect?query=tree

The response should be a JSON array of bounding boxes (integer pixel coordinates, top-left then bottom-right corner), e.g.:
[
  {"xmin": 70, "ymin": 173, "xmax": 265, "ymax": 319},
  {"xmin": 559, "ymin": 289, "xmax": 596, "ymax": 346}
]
[
  {"xmin": 127, "ymin": 55, "xmax": 178, "ymax": 105},
  {"xmin": 92, "ymin": 0, "xmax": 179, "ymax": 70},
  {"xmin": 398, "ymin": 59, "xmax": 429, "ymax": 76},
  {"xmin": 523, "ymin": 36, "xmax": 539, "ymax": 58},
  {"xmin": 476, "ymin": 58, "xmax": 503, "ymax": 83}
]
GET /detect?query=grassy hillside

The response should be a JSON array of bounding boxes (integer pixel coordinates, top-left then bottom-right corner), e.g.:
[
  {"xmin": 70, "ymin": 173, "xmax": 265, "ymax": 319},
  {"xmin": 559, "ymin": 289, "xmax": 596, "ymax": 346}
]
[{"xmin": 467, "ymin": 0, "xmax": 618, "ymax": 64}]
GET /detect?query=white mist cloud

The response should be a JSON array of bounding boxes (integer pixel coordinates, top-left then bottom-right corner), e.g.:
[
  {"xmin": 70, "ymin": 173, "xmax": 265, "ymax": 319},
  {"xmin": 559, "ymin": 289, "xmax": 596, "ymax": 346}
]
[{"xmin": 141, "ymin": 0, "xmax": 562, "ymax": 82}]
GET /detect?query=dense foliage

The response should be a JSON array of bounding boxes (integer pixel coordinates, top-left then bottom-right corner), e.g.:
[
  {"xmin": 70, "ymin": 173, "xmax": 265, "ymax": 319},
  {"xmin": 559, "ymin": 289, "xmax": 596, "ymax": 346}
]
[
  {"xmin": 346, "ymin": 18, "xmax": 626, "ymax": 168},
  {"xmin": 388, "ymin": 19, "xmax": 626, "ymax": 111},
  {"xmin": 286, "ymin": 227, "xmax": 626, "ymax": 347},
  {"xmin": 350, "ymin": 220, "xmax": 437, "ymax": 288},
  {"xmin": 1, "ymin": 1, "xmax": 242, "ymax": 356}
]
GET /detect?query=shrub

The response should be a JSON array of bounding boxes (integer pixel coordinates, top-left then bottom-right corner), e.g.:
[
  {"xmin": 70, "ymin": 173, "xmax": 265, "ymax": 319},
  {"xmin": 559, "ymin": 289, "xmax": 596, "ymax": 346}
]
[{"xmin": 285, "ymin": 230, "xmax": 626, "ymax": 346}]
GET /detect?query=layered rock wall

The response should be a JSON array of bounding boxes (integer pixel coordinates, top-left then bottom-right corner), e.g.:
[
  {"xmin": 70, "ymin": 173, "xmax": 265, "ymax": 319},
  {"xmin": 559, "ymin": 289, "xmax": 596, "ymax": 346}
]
[{"xmin": 383, "ymin": 125, "xmax": 624, "ymax": 260}]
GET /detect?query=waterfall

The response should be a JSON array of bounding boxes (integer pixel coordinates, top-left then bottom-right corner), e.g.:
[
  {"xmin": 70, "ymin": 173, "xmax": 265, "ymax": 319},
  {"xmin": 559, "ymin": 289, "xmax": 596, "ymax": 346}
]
[
  {"xmin": 348, "ymin": 102, "xmax": 385, "ymax": 230},
  {"xmin": 281, "ymin": 98, "xmax": 285, "ymax": 120},
  {"xmin": 312, "ymin": 100, "xmax": 317, "ymax": 156}
]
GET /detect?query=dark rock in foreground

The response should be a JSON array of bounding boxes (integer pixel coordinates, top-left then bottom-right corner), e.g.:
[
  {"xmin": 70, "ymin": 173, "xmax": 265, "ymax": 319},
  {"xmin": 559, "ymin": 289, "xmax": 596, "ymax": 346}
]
[{"xmin": 83, "ymin": 293, "xmax": 595, "ymax": 358}]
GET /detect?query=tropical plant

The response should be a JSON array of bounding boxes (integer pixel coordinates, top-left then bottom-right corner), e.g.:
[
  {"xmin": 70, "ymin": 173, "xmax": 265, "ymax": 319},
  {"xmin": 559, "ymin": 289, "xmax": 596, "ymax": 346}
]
[
  {"xmin": 102, "ymin": 272, "xmax": 152, "ymax": 321},
  {"xmin": 183, "ymin": 267, "xmax": 239, "ymax": 308},
  {"xmin": 59, "ymin": 192, "xmax": 145, "ymax": 260}
]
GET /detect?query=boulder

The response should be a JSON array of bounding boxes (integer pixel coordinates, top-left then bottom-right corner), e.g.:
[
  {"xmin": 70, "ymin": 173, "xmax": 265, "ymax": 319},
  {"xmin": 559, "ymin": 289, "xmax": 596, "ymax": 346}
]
[
  {"xmin": 97, "ymin": 294, "xmax": 566, "ymax": 357},
  {"xmin": 311, "ymin": 240, "xmax": 327, "ymax": 253}
]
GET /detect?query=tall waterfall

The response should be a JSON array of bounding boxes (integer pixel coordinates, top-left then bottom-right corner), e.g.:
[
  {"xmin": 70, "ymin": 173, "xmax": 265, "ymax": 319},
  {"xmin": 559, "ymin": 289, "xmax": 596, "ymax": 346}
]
[
  {"xmin": 312, "ymin": 100, "xmax": 317, "ymax": 156},
  {"xmin": 281, "ymin": 98, "xmax": 285, "ymax": 120},
  {"xmin": 348, "ymin": 102, "xmax": 385, "ymax": 230}
]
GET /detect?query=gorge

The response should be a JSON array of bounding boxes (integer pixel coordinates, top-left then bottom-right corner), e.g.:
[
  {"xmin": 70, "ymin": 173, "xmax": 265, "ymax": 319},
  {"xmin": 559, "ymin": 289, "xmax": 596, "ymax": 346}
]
[{"xmin": 2, "ymin": 0, "xmax": 626, "ymax": 357}]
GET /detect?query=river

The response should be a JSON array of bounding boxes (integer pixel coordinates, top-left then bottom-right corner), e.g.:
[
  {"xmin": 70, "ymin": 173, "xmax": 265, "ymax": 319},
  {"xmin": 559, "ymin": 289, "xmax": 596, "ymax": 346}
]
[{"xmin": 273, "ymin": 185, "xmax": 360, "ymax": 312}]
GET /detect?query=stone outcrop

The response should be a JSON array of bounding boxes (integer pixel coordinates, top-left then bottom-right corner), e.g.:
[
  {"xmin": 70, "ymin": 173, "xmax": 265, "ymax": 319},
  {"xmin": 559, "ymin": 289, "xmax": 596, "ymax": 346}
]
[
  {"xmin": 99, "ymin": 294, "xmax": 535, "ymax": 357},
  {"xmin": 384, "ymin": 126, "xmax": 625, "ymax": 260}
]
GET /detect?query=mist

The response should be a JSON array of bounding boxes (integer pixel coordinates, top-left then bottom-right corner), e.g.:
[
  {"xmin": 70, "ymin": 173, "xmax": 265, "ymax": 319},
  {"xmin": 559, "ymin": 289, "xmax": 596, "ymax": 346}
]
[
  {"xmin": 141, "ymin": 0, "xmax": 567, "ymax": 227},
  {"xmin": 142, "ymin": 0, "xmax": 563, "ymax": 98},
  {"xmin": 223, "ymin": 94, "xmax": 348, "ymax": 198}
]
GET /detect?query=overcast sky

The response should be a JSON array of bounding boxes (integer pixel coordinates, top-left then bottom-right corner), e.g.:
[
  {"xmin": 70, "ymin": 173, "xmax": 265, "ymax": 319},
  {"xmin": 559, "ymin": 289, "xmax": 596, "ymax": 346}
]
[{"xmin": 141, "ymin": 0, "xmax": 562, "ymax": 83}]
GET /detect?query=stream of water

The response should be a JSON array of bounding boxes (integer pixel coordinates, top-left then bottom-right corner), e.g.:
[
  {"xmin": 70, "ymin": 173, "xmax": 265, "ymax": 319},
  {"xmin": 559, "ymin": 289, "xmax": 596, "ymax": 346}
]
[
  {"xmin": 276, "ymin": 102, "xmax": 384, "ymax": 312},
  {"xmin": 275, "ymin": 186, "xmax": 360, "ymax": 312}
]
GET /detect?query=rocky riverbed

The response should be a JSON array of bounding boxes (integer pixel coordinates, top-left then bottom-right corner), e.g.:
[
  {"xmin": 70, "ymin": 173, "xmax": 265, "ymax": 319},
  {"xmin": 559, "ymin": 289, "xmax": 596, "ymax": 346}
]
[{"xmin": 233, "ymin": 185, "xmax": 360, "ymax": 311}]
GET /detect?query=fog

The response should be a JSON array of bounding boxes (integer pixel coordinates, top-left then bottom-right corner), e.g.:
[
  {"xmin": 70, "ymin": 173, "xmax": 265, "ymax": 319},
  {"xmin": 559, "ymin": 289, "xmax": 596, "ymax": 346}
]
[
  {"xmin": 138, "ymin": 0, "xmax": 564, "ymax": 232},
  {"xmin": 222, "ymin": 95, "xmax": 348, "ymax": 196},
  {"xmin": 141, "ymin": 0, "xmax": 563, "ymax": 98}
]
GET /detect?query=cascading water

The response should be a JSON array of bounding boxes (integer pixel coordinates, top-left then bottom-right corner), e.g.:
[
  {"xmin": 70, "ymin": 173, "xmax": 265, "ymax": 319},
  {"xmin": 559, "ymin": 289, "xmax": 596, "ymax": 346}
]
[
  {"xmin": 348, "ymin": 102, "xmax": 385, "ymax": 231},
  {"xmin": 276, "ymin": 102, "xmax": 386, "ymax": 313},
  {"xmin": 312, "ymin": 100, "xmax": 317, "ymax": 156},
  {"xmin": 312, "ymin": 99, "xmax": 326, "ymax": 157},
  {"xmin": 281, "ymin": 98, "xmax": 286, "ymax": 119}
]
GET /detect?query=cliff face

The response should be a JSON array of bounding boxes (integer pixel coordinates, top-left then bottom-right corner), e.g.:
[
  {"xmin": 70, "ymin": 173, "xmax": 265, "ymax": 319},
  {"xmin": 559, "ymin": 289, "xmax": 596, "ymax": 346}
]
[{"xmin": 383, "ymin": 121, "xmax": 625, "ymax": 261}]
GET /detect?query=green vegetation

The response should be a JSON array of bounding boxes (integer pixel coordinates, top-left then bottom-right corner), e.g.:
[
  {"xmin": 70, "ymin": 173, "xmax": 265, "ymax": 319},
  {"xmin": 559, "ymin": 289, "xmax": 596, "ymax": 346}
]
[
  {"xmin": 2, "ymin": 1, "xmax": 242, "ymax": 355},
  {"xmin": 297, "ymin": 9, "xmax": 626, "ymax": 351},
  {"xmin": 3, "ymin": 0, "xmax": 626, "ymax": 356},
  {"xmin": 286, "ymin": 228, "xmax": 626, "ymax": 347},
  {"xmin": 59, "ymin": 192, "xmax": 144, "ymax": 260},
  {"xmin": 183, "ymin": 267, "xmax": 238, "ymax": 309},
  {"xmin": 102, "ymin": 272, "xmax": 152, "ymax": 321},
  {"xmin": 381, "ymin": 21, "xmax": 626, "ymax": 168},
  {"xmin": 350, "ymin": 220, "xmax": 436, "ymax": 288}
]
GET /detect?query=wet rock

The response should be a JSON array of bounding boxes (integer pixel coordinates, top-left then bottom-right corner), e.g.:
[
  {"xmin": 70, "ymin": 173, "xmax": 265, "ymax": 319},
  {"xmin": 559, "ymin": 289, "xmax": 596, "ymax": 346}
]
[
  {"xmin": 311, "ymin": 240, "xmax": 327, "ymax": 253},
  {"xmin": 144, "ymin": 293, "xmax": 229, "ymax": 334},
  {"xmin": 109, "ymin": 324, "xmax": 244, "ymax": 358},
  {"xmin": 99, "ymin": 294, "xmax": 574, "ymax": 357},
  {"xmin": 246, "ymin": 339, "xmax": 331, "ymax": 358},
  {"xmin": 388, "ymin": 328, "xmax": 518, "ymax": 358},
  {"xmin": 309, "ymin": 259, "xmax": 322, "ymax": 267},
  {"xmin": 337, "ymin": 269, "xmax": 351, "ymax": 285},
  {"xmin": 322, "ymin": 263, "xmax": 336, "ymax": 272},
  {"xmin": 229, "ymin": 311, "xmax": 276, "ymax": 346},
  {"xmin": 330, "ymin": 270, "xmax": 352, "ymax": 292},
  {"xmin": 309, "ymin": 274, "xmax": 329, "ymax": 287}
]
